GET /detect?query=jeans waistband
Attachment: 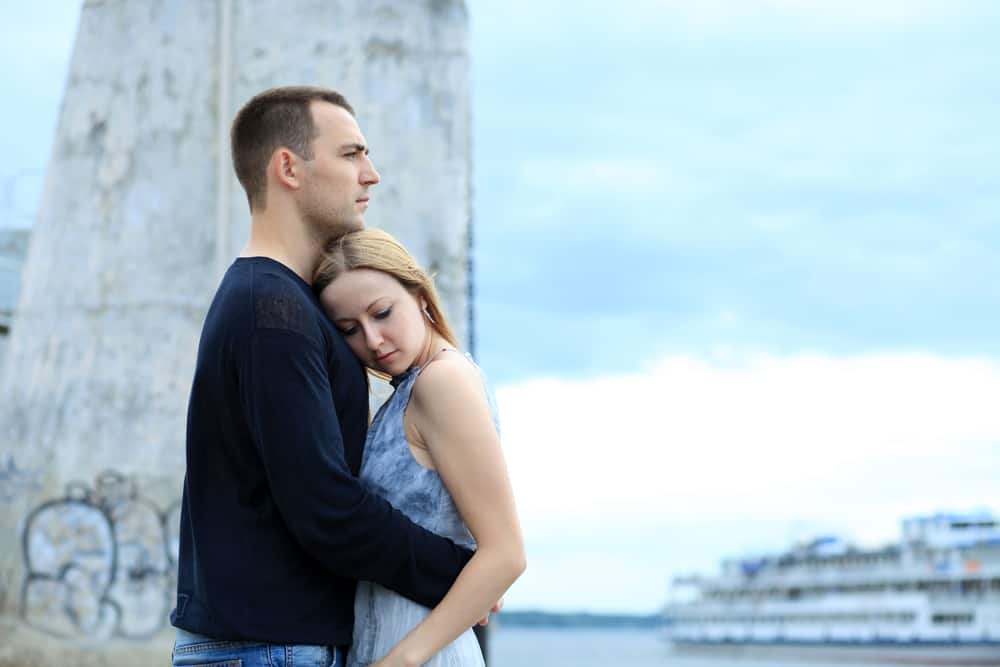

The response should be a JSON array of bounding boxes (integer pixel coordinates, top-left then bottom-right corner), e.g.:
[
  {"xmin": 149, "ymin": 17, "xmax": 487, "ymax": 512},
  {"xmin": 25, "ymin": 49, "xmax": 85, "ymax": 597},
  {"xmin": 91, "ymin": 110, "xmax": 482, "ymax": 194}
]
[
  {"xmin": 173, "ymin": 627, "xmax": 346, "ymax": 652},
  {"xmin": 174, "ymin": 627, "xmax": 253, "ymax": 647}
]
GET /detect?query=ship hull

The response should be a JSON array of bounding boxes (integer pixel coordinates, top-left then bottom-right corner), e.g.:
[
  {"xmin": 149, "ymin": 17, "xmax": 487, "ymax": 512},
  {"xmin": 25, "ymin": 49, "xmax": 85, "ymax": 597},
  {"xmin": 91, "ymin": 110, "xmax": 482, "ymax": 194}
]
[{"xmin": 669, "ymin": 639, "xmax": 1000, "ymax": 665}]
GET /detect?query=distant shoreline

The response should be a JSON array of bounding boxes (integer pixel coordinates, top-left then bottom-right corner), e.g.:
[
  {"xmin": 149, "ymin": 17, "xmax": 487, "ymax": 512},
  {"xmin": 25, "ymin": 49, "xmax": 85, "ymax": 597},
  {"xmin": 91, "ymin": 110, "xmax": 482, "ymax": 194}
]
[{"xmin": 497, "ymin": 610, "xmax": 663, "ymax": 629}]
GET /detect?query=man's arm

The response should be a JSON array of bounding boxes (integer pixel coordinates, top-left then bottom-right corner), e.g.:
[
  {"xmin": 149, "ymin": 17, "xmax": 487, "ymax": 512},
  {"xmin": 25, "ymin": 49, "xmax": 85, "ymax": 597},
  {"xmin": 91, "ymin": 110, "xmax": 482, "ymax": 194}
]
[{"xmin": 242, "ymin": 326, "xmax": 472, "ymax": 608}]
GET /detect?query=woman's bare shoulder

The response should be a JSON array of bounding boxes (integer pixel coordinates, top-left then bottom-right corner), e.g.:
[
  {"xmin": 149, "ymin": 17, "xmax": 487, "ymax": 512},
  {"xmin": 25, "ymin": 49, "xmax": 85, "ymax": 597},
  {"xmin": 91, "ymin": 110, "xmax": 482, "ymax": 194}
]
[{"xmin": 411, "ymin": 352, "xmax": 485, "ymax": 409}]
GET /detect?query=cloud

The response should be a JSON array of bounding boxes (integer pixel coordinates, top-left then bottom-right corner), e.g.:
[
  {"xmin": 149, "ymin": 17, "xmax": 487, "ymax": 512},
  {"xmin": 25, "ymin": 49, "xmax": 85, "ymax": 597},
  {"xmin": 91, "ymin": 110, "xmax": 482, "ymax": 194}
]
[
  {"xmin": 499, "ymin": 351, "xmax": 1000, "ymax": 522},
  {"xmin": 472, "ymin": 0, "xmax": 981, "ymax": 61},
  {"xmin": 644, "ymin": 0, "xmax": 962, "ymax": 29},
  {"xmin": 518, "ymin": 158, "xmax": 679, "ymax": 195},
  {"xmin": 496, "ymin": 350, "xmax": 1000, "ymax": 610}
]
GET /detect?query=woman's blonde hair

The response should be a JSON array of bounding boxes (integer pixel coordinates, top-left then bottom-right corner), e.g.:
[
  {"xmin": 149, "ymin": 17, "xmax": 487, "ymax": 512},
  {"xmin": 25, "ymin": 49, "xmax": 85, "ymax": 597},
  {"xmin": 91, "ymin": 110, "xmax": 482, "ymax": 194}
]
[{"xmin": 314, "ymin": 229, "xmax": 459, "ymax": 347}]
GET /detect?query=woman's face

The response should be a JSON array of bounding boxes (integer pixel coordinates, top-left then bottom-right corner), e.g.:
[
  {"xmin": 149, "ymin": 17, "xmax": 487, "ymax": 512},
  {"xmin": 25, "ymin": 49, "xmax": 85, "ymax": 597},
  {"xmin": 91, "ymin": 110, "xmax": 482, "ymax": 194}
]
[{"xmin": 319, "ymin": 268, "xmax": 429, "ymax": 376}]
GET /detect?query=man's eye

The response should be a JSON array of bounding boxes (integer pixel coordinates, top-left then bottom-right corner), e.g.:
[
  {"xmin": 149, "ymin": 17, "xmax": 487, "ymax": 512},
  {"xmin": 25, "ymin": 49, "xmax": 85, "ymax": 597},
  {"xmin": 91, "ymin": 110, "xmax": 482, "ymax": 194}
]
[{"xmin": 374, "ymin": 308, "xmax": 392, "ymax": 320}]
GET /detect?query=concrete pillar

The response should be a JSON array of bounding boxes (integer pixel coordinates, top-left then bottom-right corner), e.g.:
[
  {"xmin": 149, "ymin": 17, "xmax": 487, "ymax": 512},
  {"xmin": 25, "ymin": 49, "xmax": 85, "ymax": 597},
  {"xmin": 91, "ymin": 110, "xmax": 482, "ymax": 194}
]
[
  {"xmin": 0, "ymin": 1, "xmax": 470, "ymax": 664},
  {"xmin": 0, "ymin": 228, "xmax": 30, "ymax": 372}
]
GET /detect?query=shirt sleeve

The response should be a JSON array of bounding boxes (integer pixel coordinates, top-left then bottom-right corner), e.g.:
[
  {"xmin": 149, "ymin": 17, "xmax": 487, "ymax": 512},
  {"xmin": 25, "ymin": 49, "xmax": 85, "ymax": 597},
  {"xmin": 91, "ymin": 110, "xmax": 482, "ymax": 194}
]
[{"xmin": 241, "ymin": 325, "xmax": 473, "ymax": 608}]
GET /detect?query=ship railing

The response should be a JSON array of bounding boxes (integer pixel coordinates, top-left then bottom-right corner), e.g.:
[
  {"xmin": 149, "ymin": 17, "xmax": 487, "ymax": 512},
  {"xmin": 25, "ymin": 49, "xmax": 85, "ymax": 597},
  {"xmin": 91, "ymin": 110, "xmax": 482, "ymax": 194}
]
[
  {"xmin": 694, "ymin": 579, "xmax": 1000, "ymax": 603},
  {"xmin": 705, "ymin": 562, "xmax": 1000, "ymax": 589}
]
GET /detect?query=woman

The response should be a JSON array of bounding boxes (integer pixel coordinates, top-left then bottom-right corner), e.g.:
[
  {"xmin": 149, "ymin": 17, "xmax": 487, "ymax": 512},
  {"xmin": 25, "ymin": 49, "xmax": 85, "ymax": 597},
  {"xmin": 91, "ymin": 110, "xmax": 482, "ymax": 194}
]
[{"xmin": 314, "ymin": 229, "xmax": 526, "ymax": 667}]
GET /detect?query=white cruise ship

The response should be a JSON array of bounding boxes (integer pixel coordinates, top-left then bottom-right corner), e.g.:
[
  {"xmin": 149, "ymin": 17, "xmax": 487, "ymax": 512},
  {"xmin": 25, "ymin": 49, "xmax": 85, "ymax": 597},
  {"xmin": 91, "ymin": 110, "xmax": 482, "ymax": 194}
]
[{"xmin": 663, "ymin": 511, "xmax": 1000, "ymax": 664}]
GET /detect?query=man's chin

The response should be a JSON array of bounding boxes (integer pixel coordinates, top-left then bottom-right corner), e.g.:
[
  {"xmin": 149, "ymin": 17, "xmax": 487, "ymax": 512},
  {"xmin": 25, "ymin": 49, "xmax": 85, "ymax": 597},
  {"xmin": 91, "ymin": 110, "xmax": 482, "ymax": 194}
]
[
  {"xmin": 342, "ymin": 216, "xmax": 366, "ymax": 234},
  {"xmin": 316, "ymin": 220, "xmax": 364, "ymax": 244}
]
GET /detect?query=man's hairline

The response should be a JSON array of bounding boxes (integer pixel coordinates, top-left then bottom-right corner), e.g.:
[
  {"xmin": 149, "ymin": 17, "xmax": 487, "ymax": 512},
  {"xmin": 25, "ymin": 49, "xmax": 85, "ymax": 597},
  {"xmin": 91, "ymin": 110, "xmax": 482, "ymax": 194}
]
[{"xmin": 304, "ymin": 100, "xmax": 368, "ymax": 157}]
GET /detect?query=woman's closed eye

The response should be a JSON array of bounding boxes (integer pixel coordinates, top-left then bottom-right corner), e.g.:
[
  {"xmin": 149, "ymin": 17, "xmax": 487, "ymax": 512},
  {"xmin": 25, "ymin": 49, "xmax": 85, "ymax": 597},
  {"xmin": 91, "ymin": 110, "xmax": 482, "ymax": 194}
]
[{"xmin": 337, "ymin": 308, "xmax": 389, "ymax": 336}]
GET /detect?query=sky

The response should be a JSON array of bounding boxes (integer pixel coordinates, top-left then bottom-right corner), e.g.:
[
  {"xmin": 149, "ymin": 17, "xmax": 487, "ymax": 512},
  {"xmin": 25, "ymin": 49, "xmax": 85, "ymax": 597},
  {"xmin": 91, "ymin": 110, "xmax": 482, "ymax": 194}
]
[{"xmin": 2, "ymin": 0, "xmax": 1000, "ymax": 614}]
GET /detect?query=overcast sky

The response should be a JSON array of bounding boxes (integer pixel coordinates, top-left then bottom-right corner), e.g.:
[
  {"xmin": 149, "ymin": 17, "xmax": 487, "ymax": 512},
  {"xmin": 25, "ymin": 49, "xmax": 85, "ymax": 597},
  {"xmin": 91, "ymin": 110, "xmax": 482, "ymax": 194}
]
[{"xmin": 2, "ymin": 0, "xmax": 1000, "ymax": 614}]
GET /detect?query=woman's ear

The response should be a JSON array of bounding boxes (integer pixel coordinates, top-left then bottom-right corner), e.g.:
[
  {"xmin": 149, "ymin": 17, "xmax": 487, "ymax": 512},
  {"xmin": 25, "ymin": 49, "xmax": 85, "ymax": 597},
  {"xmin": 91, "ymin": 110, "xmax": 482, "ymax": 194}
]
[{"xmin": 407, "ymin": 286, "xmax": 428, "ymax": 311}]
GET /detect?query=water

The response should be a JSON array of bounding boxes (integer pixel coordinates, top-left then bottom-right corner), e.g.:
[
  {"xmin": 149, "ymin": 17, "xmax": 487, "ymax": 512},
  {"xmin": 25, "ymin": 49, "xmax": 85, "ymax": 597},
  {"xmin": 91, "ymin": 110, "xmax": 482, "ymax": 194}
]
[{"xmin": 487, "ymin": 627, "xmax": 973, "ymax": 667}]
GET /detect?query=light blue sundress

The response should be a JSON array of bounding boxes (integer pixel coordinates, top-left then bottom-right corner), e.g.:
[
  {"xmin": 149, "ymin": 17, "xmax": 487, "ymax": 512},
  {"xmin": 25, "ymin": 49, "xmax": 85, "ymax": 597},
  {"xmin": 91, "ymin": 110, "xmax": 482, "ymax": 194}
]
[{"xmin": 347, "ymin": 350, "xmax": 499, "ymax": 667}]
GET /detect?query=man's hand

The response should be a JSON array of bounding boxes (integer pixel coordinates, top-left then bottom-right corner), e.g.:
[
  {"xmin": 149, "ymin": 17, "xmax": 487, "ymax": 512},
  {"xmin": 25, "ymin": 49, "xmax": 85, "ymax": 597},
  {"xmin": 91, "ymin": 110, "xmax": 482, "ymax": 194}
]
[{"xmin": 476, "ymin": 597, "xmax": 504, "ymax": 626}]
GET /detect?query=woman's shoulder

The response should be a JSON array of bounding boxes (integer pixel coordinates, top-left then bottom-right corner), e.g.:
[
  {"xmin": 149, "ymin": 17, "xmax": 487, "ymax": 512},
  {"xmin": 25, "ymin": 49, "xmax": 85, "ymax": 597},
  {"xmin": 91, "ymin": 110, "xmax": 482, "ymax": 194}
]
[
  {"xmin": 411, "ymin": 350, "xmax": 485, "ymax": 407},
  {"xmin": 409, "ymin": 351, "xmax": 499, "ymax": 443}
]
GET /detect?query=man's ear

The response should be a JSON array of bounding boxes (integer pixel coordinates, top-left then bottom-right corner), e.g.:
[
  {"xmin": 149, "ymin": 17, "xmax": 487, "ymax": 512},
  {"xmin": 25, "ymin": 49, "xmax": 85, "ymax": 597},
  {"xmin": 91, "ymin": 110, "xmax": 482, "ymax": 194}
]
[{"xmin": 271, "ymin": 148, "xmax": 301, "ymax": 192}]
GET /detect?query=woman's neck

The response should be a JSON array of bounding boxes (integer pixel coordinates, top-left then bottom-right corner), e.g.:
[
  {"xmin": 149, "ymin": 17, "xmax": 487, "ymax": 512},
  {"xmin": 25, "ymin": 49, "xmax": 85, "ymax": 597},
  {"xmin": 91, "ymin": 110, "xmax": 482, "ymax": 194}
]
[{"xmin": 414, "ymin": 331, "xmax": 454, "ymax": 371}]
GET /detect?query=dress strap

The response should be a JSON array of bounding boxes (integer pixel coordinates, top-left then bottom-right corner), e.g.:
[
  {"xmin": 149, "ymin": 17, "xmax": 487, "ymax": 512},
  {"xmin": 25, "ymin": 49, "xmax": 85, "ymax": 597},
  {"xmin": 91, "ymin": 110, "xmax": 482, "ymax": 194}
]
[{"xmin": 417, "ymin": 347, "xmax": 462, "ymax": 373}]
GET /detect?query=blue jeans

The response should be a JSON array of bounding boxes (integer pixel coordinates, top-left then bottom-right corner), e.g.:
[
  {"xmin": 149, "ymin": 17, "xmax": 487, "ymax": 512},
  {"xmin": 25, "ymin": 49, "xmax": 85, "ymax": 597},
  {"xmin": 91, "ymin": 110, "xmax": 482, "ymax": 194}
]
[{"xmin": 172, "ymin": 627, "xmax": 346, "ymax": 667}]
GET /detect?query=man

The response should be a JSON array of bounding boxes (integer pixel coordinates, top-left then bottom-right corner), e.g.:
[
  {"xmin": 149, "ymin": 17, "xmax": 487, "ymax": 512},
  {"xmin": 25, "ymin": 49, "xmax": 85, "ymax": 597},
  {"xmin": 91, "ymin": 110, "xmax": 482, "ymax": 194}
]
[{"xmin": 171, "ymin": 86, "xmax": 476, "ymax": 667}]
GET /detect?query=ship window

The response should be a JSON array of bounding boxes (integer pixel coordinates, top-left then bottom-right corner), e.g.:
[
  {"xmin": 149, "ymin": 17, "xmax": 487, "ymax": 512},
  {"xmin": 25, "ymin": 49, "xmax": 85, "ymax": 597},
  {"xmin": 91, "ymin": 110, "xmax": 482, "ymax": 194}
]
[
  {"xmin": 953, "ymin": 521, "xmax": 997, "ymax": 529},
  {"xmin": 931, "ymin": 613, "xmax": 974, "ymax": 625}
]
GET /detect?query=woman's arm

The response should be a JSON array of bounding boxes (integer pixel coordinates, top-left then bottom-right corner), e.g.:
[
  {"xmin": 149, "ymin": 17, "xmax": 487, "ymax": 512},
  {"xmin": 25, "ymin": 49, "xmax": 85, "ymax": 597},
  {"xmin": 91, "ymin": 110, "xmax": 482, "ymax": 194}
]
[{"xmin": 375, "ymin": 355, "xmax": 526, "ymax": 667}]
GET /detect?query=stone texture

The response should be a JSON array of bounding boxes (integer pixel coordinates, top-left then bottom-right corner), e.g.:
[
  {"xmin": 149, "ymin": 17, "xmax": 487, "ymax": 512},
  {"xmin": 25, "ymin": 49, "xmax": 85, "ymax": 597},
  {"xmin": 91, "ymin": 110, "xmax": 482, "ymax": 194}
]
[
  {"xmin": 0, "ymin": 0, "xmax": 470, "ymax": 663},
  {"xmin": 0, "ymin": 228, "xmax": 30, "ymax": 370}
]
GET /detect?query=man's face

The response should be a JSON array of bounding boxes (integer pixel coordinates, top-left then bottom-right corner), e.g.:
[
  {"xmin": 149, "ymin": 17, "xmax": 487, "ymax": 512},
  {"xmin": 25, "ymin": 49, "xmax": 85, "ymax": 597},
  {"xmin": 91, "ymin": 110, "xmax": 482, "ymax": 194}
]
[{"xmin": 297, "ymin": 101, "xmax": 381, "ymax": 240}]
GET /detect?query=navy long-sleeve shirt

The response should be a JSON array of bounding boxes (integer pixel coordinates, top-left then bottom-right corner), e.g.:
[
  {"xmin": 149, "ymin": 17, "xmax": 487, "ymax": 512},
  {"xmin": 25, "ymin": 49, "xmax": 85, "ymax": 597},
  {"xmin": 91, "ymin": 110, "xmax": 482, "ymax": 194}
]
[{"xmin": 171, "ymin": 257, "xmax": 473, "ymax": 645}]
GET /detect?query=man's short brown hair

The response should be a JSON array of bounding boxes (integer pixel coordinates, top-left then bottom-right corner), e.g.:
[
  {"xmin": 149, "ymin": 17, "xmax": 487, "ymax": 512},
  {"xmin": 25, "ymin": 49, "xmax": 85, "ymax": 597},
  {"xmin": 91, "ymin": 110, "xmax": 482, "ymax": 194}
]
[{"xmin": 231, "ymin": 86, "xmax": 355, "ymax": 210}]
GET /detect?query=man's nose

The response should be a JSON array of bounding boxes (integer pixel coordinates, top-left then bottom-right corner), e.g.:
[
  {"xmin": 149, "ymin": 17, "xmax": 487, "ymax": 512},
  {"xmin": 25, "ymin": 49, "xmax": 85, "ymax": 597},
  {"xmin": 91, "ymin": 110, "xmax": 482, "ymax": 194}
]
[{"xmin": 361, "ymin": 155, "xmax": 380, "ymax": 186}]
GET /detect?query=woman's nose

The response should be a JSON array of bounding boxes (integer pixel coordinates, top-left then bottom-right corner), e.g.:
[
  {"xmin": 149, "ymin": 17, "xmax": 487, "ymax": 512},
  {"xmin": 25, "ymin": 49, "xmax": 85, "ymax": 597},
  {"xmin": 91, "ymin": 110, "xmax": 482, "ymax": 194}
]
[{"xmin": 363, "ymin": 325, "xmax": 382, "ymax": 350}]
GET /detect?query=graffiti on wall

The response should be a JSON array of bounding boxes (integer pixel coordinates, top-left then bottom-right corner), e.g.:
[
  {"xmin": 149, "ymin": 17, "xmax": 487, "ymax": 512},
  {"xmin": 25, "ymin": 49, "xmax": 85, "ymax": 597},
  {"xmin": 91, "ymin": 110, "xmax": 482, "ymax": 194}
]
[
  {"xmin": 21, "ymin": 470, "xmax": 181, "ymax": 639},
  {"xmin": 0, "ymin": 452, "xmax": 40, "ymax": 502}
]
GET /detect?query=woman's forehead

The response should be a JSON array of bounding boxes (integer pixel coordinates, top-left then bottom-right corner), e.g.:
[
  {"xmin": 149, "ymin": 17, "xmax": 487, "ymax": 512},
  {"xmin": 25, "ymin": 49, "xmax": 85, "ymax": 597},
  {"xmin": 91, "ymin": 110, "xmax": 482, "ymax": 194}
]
[{"xmin": 323, "ymin": 269, "xmax": 405, "ymax": 312}]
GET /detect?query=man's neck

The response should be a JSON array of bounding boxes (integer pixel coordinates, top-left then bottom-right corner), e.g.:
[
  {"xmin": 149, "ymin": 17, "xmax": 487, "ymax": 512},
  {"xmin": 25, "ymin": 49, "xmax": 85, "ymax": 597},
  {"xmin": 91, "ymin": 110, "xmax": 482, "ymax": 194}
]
[{"xmin": 241, "ymin": 207, "xmax": 320, "ymax": 283}]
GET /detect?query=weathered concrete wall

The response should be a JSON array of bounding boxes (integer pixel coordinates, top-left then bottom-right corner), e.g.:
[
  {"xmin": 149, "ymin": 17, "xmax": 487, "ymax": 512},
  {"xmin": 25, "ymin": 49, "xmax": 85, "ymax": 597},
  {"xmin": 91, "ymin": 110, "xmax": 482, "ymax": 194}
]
[
  {"xmin": 0, "ymin": 228, "xmax": 30, "ymax": 372},
  {"xmin": 0, "ymin": 1, "xmax": 470, "ymax": 664}
]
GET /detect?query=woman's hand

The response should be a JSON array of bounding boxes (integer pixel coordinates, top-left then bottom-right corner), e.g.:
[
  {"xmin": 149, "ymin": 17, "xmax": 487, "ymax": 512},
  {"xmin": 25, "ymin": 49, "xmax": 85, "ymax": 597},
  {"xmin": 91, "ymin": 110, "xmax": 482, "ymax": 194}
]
[{"xmin": 477, "ymin": 597, "xmax": 504, "ymax": 626}]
